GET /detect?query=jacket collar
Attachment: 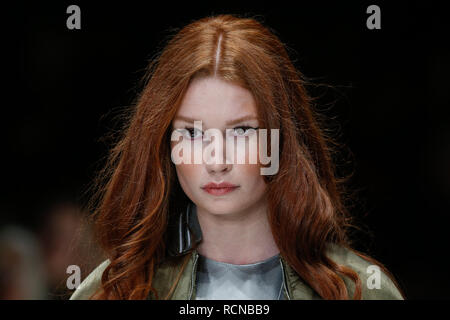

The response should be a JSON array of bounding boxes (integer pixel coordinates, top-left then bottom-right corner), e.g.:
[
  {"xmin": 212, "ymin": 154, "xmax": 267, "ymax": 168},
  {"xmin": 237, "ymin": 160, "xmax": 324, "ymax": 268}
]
[{"xmin": 150, "ymin": 202, "xmax": 321, "ymax": 300}]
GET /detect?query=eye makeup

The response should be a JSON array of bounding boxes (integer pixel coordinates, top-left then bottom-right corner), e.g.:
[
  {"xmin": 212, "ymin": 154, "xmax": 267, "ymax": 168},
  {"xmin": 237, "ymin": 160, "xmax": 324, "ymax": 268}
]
[{"xmin": 178, "ymin": 125, "xmax": 259, "ymax": 140}]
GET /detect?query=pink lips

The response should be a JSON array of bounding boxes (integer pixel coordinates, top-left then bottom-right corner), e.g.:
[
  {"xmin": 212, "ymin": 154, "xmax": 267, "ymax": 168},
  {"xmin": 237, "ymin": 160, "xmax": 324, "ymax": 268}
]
[{"xmin": 201, "ymin": 182, "xmax": 239, "ymax": 196}]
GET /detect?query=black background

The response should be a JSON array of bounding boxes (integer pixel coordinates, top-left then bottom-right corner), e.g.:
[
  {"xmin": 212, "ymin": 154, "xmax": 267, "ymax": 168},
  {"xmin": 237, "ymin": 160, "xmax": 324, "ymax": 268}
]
[{"xmin": 4, "ymin": 1, "xmax": 450, "ymax": 299}]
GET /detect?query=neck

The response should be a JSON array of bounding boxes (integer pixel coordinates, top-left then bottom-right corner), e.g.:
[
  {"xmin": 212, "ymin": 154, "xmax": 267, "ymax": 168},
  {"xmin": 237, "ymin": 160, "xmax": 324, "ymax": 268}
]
[{"xmin": 195, "ymin": 198, "xmax": 279, "ymax": 264}]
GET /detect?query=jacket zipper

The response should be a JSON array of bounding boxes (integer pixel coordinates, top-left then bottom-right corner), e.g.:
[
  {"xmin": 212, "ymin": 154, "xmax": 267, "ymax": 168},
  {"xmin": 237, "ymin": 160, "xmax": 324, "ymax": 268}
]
[
  {"xmin": 188, "ymin": 250, "xmax": 199, "ymax": 300},
  {"xmin": 279, "ymin": 259, "xmax": 291, "ymax": 300}
]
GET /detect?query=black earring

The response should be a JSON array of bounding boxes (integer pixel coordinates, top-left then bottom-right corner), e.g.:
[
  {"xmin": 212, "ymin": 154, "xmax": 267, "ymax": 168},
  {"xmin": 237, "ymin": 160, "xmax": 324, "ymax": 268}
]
[{"xmin": 167, "ymin": 201, "xmax": 203, "ymax": 257}]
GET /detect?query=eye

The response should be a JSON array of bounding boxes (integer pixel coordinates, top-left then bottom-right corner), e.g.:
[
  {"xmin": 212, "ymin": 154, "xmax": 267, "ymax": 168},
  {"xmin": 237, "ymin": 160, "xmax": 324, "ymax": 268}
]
[
  {"xmin": 182, "ymin": 127, "xmax": 203, "ymax": 139},
  {"xmin": 231, "ymin": 126, "xmax": 259, "ymax": 137}
]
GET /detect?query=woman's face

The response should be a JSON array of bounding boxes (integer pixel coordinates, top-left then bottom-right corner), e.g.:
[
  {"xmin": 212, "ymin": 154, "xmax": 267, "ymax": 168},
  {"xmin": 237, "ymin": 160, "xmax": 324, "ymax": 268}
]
[{"xmin": 171, "ymin": 76, "xmax": 267, "ymax": 216}]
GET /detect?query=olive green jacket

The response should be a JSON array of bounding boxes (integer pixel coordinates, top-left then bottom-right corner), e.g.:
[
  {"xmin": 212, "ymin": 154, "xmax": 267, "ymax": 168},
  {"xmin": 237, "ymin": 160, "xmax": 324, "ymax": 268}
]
[{"xmin": 70, "ymin": 203, "xmax": 404, "ymax": 300}]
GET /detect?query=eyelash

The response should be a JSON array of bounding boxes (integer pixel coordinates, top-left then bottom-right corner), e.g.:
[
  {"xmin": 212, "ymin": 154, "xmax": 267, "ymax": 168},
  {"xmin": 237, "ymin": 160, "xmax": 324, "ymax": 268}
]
[{"xmin": 182, "ymin": 126, "xmax": 259, "ymax": 139}]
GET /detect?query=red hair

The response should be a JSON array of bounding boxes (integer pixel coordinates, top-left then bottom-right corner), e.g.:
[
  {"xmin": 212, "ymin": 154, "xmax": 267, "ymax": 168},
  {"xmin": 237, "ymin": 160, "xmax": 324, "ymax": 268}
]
[{"xmin": 87, "ymin": 14, "xmax": 405, "ymax": 299}]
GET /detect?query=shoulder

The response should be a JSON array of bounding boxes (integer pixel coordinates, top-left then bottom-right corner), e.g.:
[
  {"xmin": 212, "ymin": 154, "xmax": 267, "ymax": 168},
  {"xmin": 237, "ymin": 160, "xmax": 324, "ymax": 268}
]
[
  {"xmin": 69, "ymin": 259, "xmax": 110, "ymax": 300},
  {"xmin": 325, "ymin": 243, "xmax": 404, "ymax": 300}
]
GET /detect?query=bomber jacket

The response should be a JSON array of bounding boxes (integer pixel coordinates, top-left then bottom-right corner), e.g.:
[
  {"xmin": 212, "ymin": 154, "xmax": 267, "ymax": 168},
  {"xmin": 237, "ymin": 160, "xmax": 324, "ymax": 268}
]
[{"xmin": 70, "ymin": 203, "xmax": 404, "ymax": 300}]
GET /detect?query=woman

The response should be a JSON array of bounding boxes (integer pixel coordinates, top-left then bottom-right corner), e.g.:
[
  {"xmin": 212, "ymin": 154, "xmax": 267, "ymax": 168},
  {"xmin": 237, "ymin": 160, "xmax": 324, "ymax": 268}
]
[{"xmin": 70, "ymin": 14, "xmax": 405, "ymax": 300}]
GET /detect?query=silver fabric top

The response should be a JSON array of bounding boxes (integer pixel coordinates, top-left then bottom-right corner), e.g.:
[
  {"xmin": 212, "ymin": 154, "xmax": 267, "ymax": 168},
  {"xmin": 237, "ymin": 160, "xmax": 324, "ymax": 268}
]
[{"xmin": 194, "ymin": 252, "xmax": 285, "ymax": 300}]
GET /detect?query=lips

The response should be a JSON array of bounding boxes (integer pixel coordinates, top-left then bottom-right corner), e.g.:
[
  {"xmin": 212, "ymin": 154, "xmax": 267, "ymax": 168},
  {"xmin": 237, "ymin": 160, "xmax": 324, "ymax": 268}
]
[{"xmin": 201, "ymin": 182, "xmax": 239, "ymax": 196}]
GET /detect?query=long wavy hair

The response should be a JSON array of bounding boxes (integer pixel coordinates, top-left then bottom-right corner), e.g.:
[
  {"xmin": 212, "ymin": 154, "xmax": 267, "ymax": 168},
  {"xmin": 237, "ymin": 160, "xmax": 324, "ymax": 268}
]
[{"xmin": 86, "ymin": 14, "xmax": 405, "ymax": 299}]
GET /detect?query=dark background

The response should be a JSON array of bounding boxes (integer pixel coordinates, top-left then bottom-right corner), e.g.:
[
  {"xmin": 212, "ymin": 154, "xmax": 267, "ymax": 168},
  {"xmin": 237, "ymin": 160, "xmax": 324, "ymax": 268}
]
[{"xmin": 3, "ymin": 1, "xmax": 449, "ymax": 299}]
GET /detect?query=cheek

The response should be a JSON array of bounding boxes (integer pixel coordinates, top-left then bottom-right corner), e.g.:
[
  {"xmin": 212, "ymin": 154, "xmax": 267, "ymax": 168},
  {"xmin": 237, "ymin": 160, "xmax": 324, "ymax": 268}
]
[
  {"xmin": 237, "ymin": 164, "xmax": 267, "ymax": 190},
  {"xmin": 175, "ymin": 164, "xmax": 201, "ymax": 194}
]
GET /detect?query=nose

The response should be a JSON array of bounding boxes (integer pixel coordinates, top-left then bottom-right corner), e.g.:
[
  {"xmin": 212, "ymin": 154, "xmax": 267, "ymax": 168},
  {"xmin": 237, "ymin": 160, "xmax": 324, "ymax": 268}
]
[
  {"xmin": 205, "ymin": 161, "xmax": 232, "ymax": 174},
  {"xmin": 203, "ymin": 134, "xmax": 233, "ymax": 175}
]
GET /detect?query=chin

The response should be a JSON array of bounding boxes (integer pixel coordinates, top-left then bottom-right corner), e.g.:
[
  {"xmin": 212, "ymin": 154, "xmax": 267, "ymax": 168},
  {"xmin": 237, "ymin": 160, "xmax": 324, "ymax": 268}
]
[{"xmin": 198, "ymin": 200, "xmax": 244, "ymax": 216}]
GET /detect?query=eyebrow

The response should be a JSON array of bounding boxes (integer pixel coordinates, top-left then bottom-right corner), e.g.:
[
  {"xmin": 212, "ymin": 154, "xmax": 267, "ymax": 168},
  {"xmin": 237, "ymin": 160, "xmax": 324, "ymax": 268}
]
[{"xmin": 173, "ymin": 115, "xmax": 259, "ymax": 126}]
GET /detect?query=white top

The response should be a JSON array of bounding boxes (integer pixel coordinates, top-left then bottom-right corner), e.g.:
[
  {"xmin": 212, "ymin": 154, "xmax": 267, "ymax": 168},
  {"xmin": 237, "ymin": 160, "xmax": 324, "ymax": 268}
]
[{"xmin": 194, "ymin": 253, "xmax": 285, "ymax": 300}]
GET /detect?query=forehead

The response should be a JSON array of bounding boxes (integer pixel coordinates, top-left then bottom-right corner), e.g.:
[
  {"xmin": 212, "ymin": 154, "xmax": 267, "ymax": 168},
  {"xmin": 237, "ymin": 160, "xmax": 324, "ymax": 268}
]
[{"xmin": 175, "ymin": 77, "xmax": 258, "ymax": 124}]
